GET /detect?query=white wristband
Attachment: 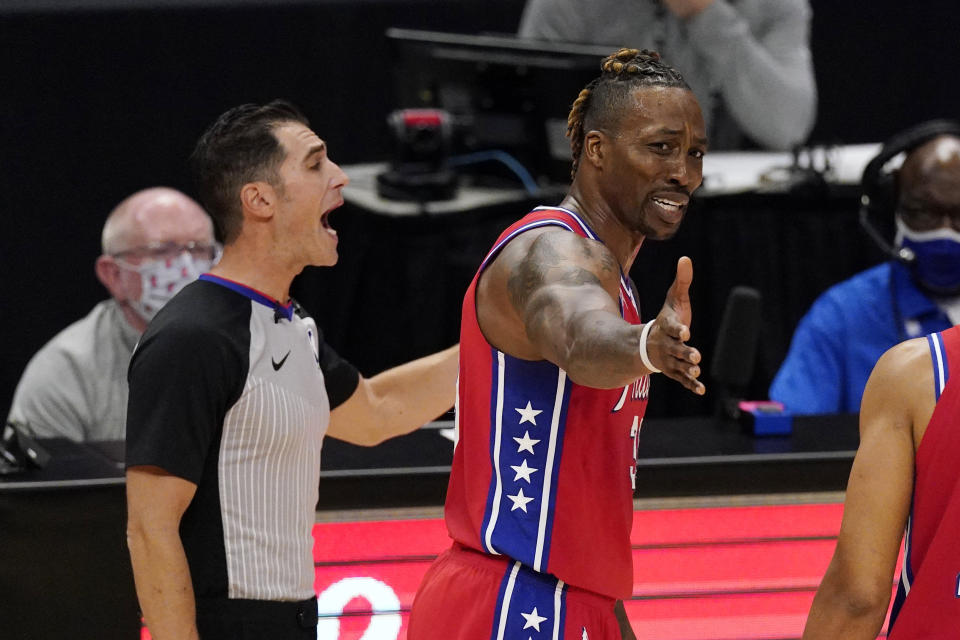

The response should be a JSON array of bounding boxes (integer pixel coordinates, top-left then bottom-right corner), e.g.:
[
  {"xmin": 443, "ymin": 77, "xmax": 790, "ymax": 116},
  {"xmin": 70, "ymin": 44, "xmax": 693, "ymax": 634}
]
[{"xmin": 638, "ymin": 320, "xmax": 661, "ymax": 373}]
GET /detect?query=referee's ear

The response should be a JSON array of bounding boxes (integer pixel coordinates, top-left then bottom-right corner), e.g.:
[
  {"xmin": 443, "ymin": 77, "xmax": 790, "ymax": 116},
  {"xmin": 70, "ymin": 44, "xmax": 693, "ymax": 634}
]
[{"xmin": 240, "ymin": 181, "xmax": 277, "ymax": 223}]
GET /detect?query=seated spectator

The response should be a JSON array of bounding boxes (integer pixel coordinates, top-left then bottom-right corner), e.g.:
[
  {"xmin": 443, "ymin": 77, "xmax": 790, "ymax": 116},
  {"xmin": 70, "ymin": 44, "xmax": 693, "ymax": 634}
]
[
  {"xmin": 771, "ymin": 122, "xmax": 960, "ymax": 414},
  {"xmin": 517, "ymin": 0, "xmax": 817, "ymax": 150},
  {"xmin": 7, "ymin": 187, "xmax": 217, "ymax": 441}
]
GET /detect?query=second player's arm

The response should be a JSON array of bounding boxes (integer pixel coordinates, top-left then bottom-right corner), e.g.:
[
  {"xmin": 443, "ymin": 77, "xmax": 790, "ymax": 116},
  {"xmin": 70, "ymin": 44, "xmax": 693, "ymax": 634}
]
[{"xmin": 802, "ymin": 339, "xmax": 931, "ymax": 639}]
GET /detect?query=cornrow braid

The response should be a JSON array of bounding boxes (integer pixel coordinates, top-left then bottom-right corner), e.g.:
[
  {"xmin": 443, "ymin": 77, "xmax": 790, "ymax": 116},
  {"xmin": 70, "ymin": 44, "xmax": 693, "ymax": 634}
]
[{"xmin": 566, "ymin": 48, "xmax": 689, "ymax": 181}]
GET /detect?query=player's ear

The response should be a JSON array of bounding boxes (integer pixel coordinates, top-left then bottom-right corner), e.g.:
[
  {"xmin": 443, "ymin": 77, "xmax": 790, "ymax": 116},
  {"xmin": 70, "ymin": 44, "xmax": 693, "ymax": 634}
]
[{"xmin": 583, "ymin": 130, "xmax": 606, "ymax": 170}]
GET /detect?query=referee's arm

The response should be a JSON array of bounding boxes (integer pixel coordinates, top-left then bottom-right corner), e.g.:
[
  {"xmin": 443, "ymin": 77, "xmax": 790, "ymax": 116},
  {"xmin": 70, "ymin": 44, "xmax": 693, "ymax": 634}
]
[
  {"xmin": 126, "ymin": 466, "xmax": 200, "ymax": 640},
  {"xmin": 326, "ymin": 344, "xmax": 459, "ymax": 446}
]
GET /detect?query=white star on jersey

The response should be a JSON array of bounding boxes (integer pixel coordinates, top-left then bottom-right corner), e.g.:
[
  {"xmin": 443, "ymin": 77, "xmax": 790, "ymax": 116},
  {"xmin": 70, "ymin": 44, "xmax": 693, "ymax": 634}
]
[
  {"xmin": 514, "ymin": 431, "xmax": 540, "ymax": 454},
  {"xmin": 507, "ymin": 487, "xmax": 535, "ymax": 512},
  {"xmin": 515, "ymin": 401, "xmax": 543, "ymax": 426},
  {"xmin": 510, "ymin": 459, "xmax": 539, "ymax": 483},
  {"xmin": 521, "ymin": 607, "xmax": 548, "ymax": 631},
  {"xmin": 582, "ymin": 626, "xmax": 589, "ymax": 639}
]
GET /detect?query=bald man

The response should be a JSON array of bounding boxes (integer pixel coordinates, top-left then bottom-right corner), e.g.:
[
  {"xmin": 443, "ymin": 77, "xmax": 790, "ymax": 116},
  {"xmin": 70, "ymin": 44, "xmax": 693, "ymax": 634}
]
[
  {"xmin": 770, "ymin": 131, "xmax": 960, "ymax": 414},
  {"xmin": 7, "ymin": 187, "xmax": 217, "ymax": 441}
]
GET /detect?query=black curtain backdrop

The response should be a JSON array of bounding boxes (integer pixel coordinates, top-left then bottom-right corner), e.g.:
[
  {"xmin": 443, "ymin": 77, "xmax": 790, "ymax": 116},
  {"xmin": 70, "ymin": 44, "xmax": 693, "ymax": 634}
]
[
  {"xmin": 292, "ymin": 187, "xmax": 882, "ymax": 419},
  {"xmin": 2, "ymin": 0, "xmax": 957, "ymax": 417}
]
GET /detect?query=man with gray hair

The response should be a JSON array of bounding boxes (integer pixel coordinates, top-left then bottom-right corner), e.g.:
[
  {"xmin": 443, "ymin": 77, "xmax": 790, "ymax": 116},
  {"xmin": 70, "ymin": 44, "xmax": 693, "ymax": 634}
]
[{"xmin": 7, "ymin": 187, "xmax": 218, "ymax": 441}]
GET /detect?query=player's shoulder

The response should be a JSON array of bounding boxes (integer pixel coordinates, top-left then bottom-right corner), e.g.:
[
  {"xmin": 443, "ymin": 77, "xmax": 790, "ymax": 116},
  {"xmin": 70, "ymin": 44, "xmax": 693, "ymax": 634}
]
[
  {"xmin": 869, "ymin": 335, "xmax": 933, "ymax": 397},
  {"xmin": 498, "ymin": 224, "xmax": 614, "ymax": 273}
]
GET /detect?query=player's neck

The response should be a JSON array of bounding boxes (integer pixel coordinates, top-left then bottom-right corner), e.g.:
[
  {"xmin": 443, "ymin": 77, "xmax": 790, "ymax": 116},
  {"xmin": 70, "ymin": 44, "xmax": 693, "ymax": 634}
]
[{"xmin": 559, "ymin": 192, "xmax": 644, "ymax": 274}]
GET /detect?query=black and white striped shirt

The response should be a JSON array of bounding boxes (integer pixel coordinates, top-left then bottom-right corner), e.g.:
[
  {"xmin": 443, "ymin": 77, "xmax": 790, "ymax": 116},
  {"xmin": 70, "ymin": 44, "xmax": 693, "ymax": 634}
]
[{"xmin": 126, "ymin": 275, "xmax": 359, "ymax": 601}]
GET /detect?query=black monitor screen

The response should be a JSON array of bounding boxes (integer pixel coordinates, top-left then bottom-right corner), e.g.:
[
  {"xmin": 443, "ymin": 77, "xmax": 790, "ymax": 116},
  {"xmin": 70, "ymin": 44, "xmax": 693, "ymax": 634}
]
[{"xmin": 385, "ymin": 28, "xmax": 615, "ymax": 185}]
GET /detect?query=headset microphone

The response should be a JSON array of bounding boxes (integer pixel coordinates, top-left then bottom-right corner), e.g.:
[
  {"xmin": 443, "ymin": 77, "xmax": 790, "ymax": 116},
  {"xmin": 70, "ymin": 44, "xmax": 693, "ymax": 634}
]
[
  {"xmin": 857, "ymin": 197, "xmax": 916, "ymax": 265},
  {"xmin": 858, "ymin": 119, "xmax": 960, "ymax": 266}
]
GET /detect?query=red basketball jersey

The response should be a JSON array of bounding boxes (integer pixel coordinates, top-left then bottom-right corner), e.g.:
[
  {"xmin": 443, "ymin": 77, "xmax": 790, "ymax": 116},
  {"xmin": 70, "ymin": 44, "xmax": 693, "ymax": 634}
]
[
  {"xmin": 444, "ymin": 206, "xmax": 649, "ymax": 600},
  {"xmin": 889, "ymin": 325, "xmax": 960, "ymax": 636}
]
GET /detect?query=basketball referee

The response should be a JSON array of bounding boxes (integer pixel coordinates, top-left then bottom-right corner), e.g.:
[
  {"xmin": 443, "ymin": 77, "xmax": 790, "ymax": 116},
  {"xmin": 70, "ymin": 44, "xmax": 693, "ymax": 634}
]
[{"xmin": 125, "ymin": 100, "xmax": 458, "ymax": 640}]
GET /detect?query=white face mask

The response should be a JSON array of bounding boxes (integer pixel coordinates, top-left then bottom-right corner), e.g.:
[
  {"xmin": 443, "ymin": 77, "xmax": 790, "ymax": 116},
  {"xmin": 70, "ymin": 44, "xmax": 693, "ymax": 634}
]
[{"xmin": 127, "ymin": 252, "xmax": 211, "ymax": 322}]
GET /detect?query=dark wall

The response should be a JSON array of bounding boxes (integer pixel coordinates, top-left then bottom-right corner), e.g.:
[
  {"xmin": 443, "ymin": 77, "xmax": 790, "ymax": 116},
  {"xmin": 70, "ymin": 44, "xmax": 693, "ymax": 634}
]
[
  {"xmin": 0, "ymin": 0, "xmax": 527, "ymax": 415},
  {"xmin": 2, "ymin": 0, "xmax": 958, "ymax": 417},
  {"xmin": 807, "ymin": 2, "xmax": 960, "ymax": 145}
]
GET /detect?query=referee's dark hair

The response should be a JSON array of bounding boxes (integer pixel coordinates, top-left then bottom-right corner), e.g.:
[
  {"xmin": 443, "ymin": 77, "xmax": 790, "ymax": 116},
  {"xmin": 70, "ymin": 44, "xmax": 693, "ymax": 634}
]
[
  {"xmin": 190, "ymin": 100, "xmax": 310, "ymax": 244},
  {"xmin": 566, "ymin": 48, "xmax": 689, "ymax": 181}
]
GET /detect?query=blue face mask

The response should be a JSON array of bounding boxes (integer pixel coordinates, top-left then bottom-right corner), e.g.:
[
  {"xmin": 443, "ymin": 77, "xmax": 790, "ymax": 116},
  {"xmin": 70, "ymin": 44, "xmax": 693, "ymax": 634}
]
[{"xmin": 896, "ymin": 217, "xmax": 960, "ymax": 295}]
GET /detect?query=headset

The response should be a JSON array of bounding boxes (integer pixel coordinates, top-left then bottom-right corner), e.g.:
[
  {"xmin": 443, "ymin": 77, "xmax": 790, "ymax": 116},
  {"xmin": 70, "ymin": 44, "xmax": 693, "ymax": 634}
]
[
  {"xmin": 859, "ymin": 119, "xmax": 960, "ymax": 340},
  {"xmin": 859, "ymin": 118, "xmax": 960, "ymax": 263}
]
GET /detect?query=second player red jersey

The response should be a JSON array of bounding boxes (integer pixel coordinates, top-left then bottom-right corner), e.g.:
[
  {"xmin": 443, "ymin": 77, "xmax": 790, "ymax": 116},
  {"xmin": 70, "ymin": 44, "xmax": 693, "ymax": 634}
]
[
  {"xmin": 444, "ymin": 206, "xmax": 649, "ymax": 600},
  {"xmin": 889, "ymin": 325, "xmax": 960, "ymax": 636}
]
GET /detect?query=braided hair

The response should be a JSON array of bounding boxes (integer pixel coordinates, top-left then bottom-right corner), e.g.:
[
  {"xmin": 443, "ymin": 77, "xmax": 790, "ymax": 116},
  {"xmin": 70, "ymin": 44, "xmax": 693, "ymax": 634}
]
[{"xmin": 566, "ymin": 48, "xmax": 689, "ymax": 181}]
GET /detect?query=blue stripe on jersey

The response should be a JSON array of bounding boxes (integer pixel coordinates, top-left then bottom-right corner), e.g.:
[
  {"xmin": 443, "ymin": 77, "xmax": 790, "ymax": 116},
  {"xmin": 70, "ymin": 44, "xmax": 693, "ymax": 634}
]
[
  {"xmin": 199, "ymin": 274, "xmax": 294, "ymax": 320},
  {"xmin": 491, "ymin": 560, "xmax": 567, "ymax": 640},
  {"xmin": 480, "ymin": 349, "xmax": 572, "ymax": 571},
  {"xmin": 533, "ymin": 206, "xmax": 598, "ymax": 241},
  {"xmin": 890, "ymin": 514, "xmax": 914, "ymax": 632},
  {"xmin": 927, "ymin": 331, "xmax": 949, "ymax": 400}
]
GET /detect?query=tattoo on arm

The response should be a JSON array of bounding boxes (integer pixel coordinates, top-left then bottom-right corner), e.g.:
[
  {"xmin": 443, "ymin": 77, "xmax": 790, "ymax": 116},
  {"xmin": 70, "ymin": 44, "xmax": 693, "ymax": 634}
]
[
  {"xmin": 598, "ymin": 249, "xmax": 618, "ymax": 277},
  {"xmin": 583, "ymin": 239, "xmax": 620, "ymax": 278},
  {"xmin": 506, "ymin": 234, "xmax": 616, "ymax": 312},
  {"xmin": 507, "ymin": 236, "xmax": 561, "ymax": 311}
]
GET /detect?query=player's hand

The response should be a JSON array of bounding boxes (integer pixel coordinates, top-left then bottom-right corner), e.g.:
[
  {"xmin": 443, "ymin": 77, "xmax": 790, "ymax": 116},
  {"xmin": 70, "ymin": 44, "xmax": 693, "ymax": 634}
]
[{"xmin": 648, "ymin": 256, "xmax": 704, "ymax": 395}]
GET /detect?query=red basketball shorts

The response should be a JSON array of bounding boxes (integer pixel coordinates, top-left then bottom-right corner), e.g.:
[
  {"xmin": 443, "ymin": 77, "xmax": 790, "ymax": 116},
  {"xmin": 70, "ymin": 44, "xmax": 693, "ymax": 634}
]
[{"xmin": 409, "ymin": 543, "xmax": 621, "ymax": 640}]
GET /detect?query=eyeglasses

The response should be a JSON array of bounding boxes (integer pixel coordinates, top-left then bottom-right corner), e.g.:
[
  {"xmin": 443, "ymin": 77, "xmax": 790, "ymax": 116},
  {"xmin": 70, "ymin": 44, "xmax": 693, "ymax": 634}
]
[{"xmin": 112, "ymin": 241, "xmax": 222, "ymax": 264}]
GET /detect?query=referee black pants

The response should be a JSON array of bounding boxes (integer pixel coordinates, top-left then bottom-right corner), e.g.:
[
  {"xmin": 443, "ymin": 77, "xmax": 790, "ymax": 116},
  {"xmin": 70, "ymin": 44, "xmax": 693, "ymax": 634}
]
[{"xmin": 196, "ymin": 595, "xmax": 318, "ymax": 639}]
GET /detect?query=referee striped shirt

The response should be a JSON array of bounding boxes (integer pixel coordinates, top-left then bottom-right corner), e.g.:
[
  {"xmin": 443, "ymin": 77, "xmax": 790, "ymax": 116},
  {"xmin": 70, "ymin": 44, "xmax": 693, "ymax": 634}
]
[{"xmin": 126, "ymin": 275, "xmax": 359, "ymax": 601}]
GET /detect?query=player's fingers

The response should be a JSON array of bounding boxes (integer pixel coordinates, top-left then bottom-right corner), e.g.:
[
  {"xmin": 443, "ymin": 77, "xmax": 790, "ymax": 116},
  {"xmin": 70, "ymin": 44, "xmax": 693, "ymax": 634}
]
[
  {"xmin": 659, "ymin": 339, "xmax": 700, "ymax": 363},
  {"xmin": 662, "ymin": 362, "xmax": 705, "ymax": 395},
  {"xmin": 668, "ymin": 256, "xmax": 693, "ymax": 299},
  {"xmin": 655, "ymin": 314, "xmax": 691, "ymax": 343}
]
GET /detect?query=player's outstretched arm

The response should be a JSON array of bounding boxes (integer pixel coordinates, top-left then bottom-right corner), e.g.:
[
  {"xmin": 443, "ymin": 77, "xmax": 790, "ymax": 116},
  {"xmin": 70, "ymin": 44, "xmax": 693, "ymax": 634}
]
[
  {"xmin": 802, "ymin": 338, "xmax": 930, "ymax": 639},
  {"xmin": 478, "ymin": 228, "xmax": 702, "ymax": 391},
  {"xmin": 327, "ymin": 344, "xmax": 459, "ymax": 446}
]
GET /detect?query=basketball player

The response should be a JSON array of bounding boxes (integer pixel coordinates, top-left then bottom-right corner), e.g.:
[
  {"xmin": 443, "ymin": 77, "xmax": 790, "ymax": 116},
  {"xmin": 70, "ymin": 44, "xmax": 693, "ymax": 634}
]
[
  {"xmin": 408, "ymin": 49, "xmax": 706, "ymax": 640},
  {"xmin": 802, "ymin": 324, "xmax": 960, "ymax": 637}
]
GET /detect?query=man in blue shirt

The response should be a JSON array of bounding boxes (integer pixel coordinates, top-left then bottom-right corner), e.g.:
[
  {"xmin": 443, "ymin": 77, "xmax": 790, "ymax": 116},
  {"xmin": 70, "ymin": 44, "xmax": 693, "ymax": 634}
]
[{"xmin": 770, "ymin": 131, "xmax": 960, "ymax": 414}]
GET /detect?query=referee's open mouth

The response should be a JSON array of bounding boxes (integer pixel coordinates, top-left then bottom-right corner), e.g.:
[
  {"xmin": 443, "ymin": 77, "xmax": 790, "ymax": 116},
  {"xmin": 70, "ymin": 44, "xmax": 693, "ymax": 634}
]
[{"xmin": 321, "ymin": 198, "xmax": 344, "ymax": 230}]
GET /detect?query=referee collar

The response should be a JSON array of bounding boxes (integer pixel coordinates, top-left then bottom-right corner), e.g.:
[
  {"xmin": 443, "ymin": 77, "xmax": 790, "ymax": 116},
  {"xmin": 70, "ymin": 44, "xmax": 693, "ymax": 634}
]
[{"xmin": 198, "ymin": 273, "xmax": 295, "ymax": 321}]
